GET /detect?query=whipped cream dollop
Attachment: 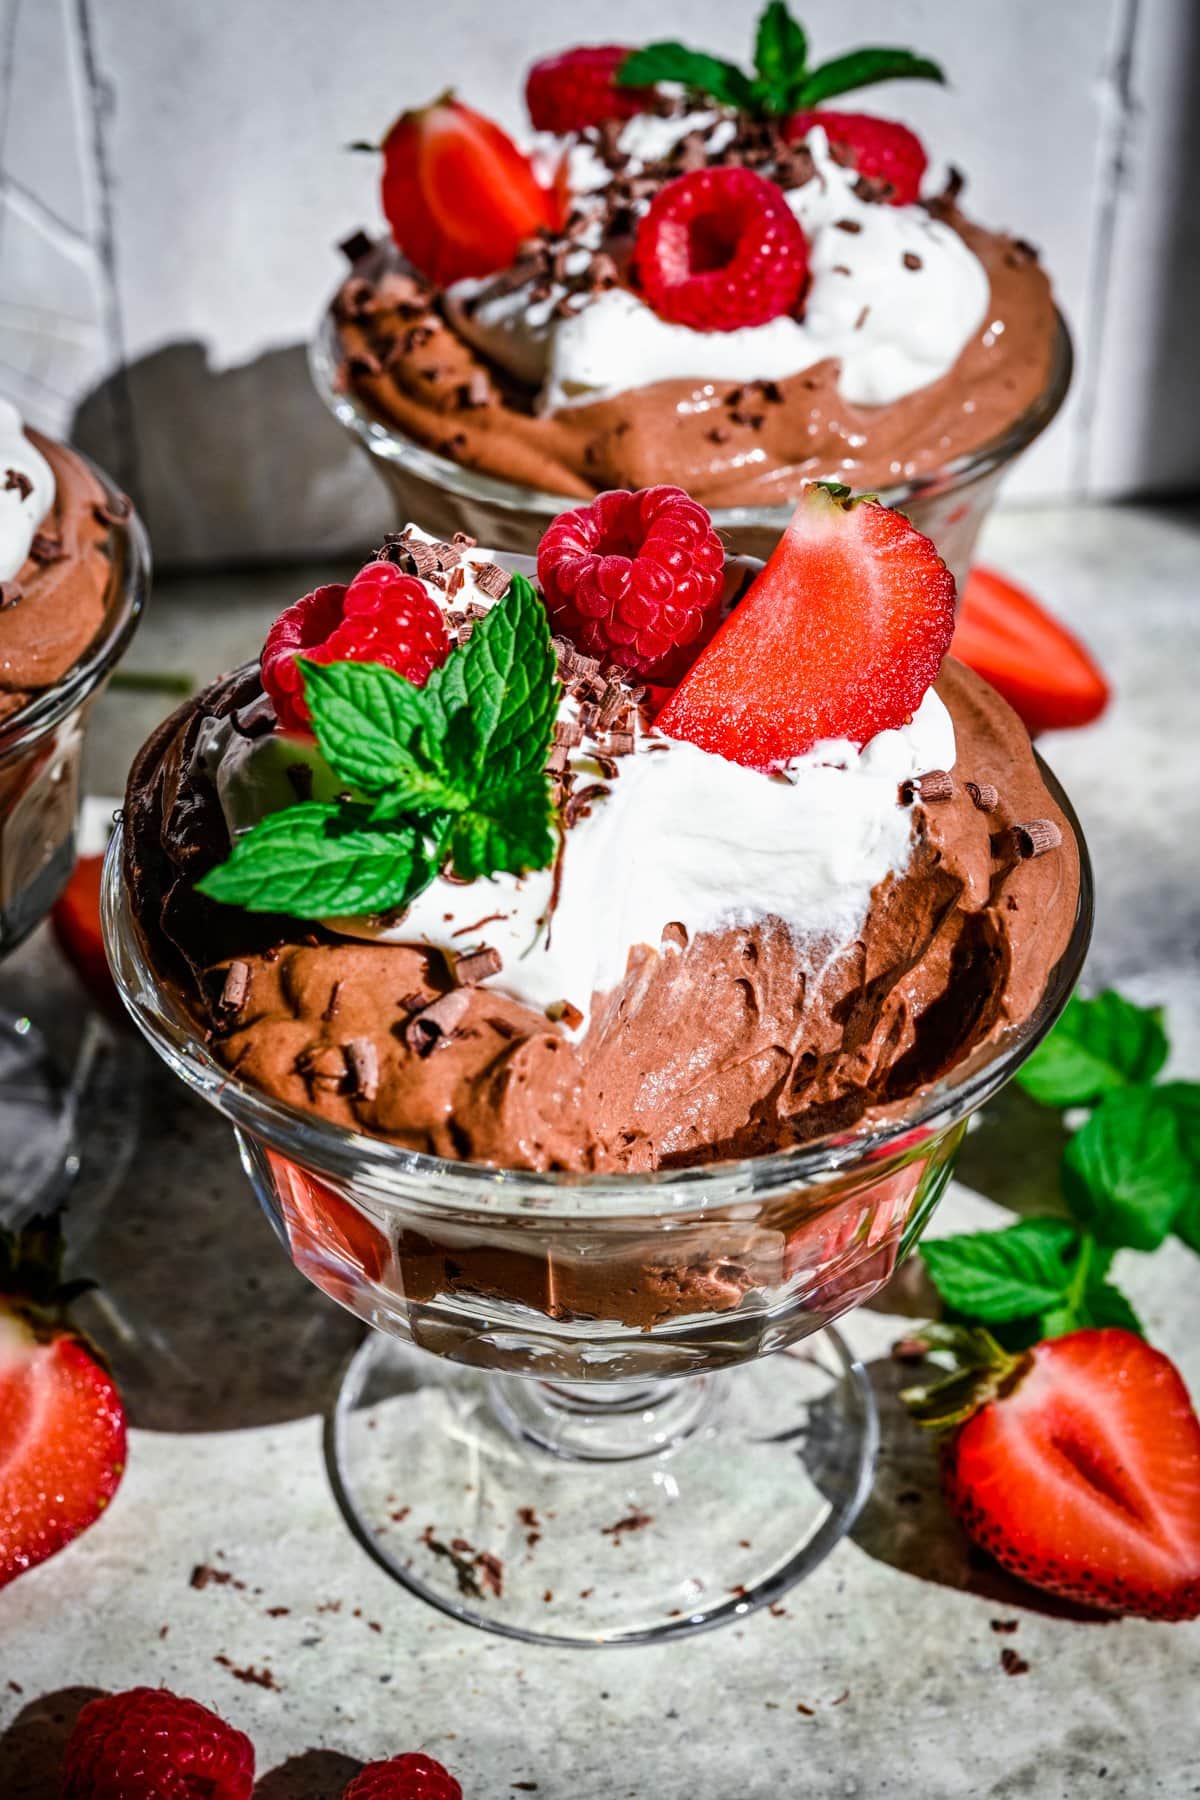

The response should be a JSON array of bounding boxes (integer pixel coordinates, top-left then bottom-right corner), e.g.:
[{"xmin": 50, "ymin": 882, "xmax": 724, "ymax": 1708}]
[
  {"xmin": 449, "ymin": 127, "xmax": 989, "ymax": 414},
  {"xmin": 0, "ymin": 400, "xmax": 55, "ymax": 583},
  {"xmin": 201, "ymin": 530, "xmax": 956, "ymax": 1029}
]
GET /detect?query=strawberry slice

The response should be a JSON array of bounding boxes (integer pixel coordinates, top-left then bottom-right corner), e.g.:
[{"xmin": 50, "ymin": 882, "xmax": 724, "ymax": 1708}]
[
  {"xmin": 952, "ymin": 566, "xmax": 1110, "ymax": 735},
  {"xmin": 51, "ymin": 853, "xmax": 121, "ymax": 1020},
  {"xmin": 381, "ymin": 96, "xmax": 560, "ymax": 289},
  {"xmin": 657, "ymin": 484, "xmax": 956, "ymax": 768},
  {"xmin": 909, "ymin": 1327, "xmax": 1200, "ymax": 1621},
  {"xmin": 0, "ymin": 1221, "xmax": 127, "ymax": 1588}
]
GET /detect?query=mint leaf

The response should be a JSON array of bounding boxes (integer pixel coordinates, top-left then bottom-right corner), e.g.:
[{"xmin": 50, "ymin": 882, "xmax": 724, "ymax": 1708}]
[
  {"xmin": 428, "ymin": 573, "xmax": 559, "ymax": 788},
  {"xmin": 298, "ymin": 658, "xmax": 434, "ymax": 798},
  {"xmin": 1159, "ymin": 1081, "xmax": 1200, "ymax": 1252},
  {"xmin": 1077, "ymin": 1281, "xmax": 1144, "ymax": 1335},
  {"xmin": 920, "ymin": 1217, "xmax": 1078, "ymax": 1323},
  {"xmin": 617, "ymin": 42, "xmax": 756, "ymax": 111},
  {"xmin": 796, "ymin": 47, "xmax": 945, "ymax": 108},
  {"xmin": 196, "ymin": 804, "xmax": 430, "ymax": 917},
  {"xmin": 449, "ymin": 770, "xmax": 557, "ymax": 884},
  {"xmin": 752, "ymin": 2, "xmax": 808, "ymax": 111},
  {"xmin": 1062, "ymin": 1088, "xmax": 1192, "ymax": 1251},
  {"xmin": 1017, "ymin": 990, "xmax": 1168, "ymax": 1108}
]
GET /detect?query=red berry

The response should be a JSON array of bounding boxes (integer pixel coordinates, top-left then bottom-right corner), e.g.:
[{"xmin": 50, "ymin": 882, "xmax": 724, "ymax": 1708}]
[
  {"xmin": 52, "ymin": 853, "xmax": 122, "ymax": 1021},
  {"xmin": 634, "ymin": 166, "xmax": 809, "ymax": 332},
  {"xmin": 786, "ymin": 110, "xmax": 927, "ymax": 206},
  {"xmin": 657, "ymin": 484, "xmax": 955, "ymax": 768},
  {"xmin": 261, "ymin": 561, "xmax": 450, "ymax": 733},
  {"xmin": 525, "ymin": 45, "xmax": 649, "ymax": 135},
  {"xmin": 381, "ymin": 96, "xmax": 560, "ymax": 289},
  {"xmin": 941, "ymin": 1330, "xmax": 1200, "ymax": 1621},
  {"xmin": 951, "ymin": 565, "xmax": 1110, "ymax": 736},
  {"xmin": 63, "ymin": 1687, "xmax": 255, "ymax": 1799},
  {"xmin": 537, "ymin": 486, "xmax": 725, "ymax": 680},
  {"xmin": 343, "ymin": 1752, "xmax": 463, "ymax": 1800}
]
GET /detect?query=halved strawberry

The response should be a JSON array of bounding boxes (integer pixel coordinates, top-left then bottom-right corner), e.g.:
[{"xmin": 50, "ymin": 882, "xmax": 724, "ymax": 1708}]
[
  {"xmin": 51, "ymin": 853, "xmax": 121, "ymax": 1020},
  {"xmin": 381, "ymin": 96, "xmax": 560, "ymax": 289},
  {"xmin": 952, "ymin": 566, "xmax": 1110, "ymax": 735},
  {"xmin": 0, "ymin": 1221, "xmax": 127, "ymax": 1588},
  {"xmin": 657, "ymin": 484, "xmax": 956, "ymax": 768},
  {"xmin": 907, "ymin": 1326, "xmax": 1200, "ymax": 1621}
]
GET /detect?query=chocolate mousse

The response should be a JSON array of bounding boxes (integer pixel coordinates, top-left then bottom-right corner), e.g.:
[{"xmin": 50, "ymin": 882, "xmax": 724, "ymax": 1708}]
[
  {"xmin": 329, "ymin": 15, "xmax": 1059, "ymax": 506},
  {"xmin": 121, "ymin": 490, "xmax": 1080, "ymax": 1181}
]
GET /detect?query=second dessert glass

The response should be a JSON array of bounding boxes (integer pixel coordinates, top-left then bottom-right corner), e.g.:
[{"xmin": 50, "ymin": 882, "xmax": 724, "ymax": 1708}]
[
  {"xmin": 311, "ymin": 294, "xmax": 1072, "ymax": 591},
  {"xmin": 102, "ymin": 771, "xmax": 1091, "ymax": 1646}
]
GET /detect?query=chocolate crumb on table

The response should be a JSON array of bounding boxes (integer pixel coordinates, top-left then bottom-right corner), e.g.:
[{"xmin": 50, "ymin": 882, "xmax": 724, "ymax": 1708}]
[{"xmin": 1000, "ymin": 1647, "xmax": 1030, "ymax": 1676}]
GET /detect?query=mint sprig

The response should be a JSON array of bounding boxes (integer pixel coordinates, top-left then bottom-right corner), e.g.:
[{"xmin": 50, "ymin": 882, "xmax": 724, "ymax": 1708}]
[
  {"xmin": 618, "ymin": 2, "xmax": 945, "ymax": 120},
  {"xmin": 197, "ymin": 572, "xmax": 560, "ymax": 920},
  {"xmin": 919, "ymin": 988, "xmax": 1200, "ymax": 1345}
]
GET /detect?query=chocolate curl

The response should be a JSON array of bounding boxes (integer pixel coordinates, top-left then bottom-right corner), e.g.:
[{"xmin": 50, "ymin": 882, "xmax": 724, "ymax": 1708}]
[
  {"xmin": 472, "ymin": 561, "xmax": 510, "ymax": 600},
  {"xmin": 1010, "ymin": 818, "xmax": 1063, "ymax": 860},
  {"xmin": 455, "ymin": 947, "xmax": 502, "ymax": 986},
  {"xmin": 404, "ymin": 989, "xmax": 472, "ymax": 1056},
  {"xmin": 344, "ymin": 1036, "xmax": 380, "ymax": 1102},
  {"xmin": 219, "ymin": 960, "xmax": 251, "ymax": 1014},
  {"xmin": 917, "ymin": 769, "xmax": 955, "ymax": 803},
  {"xmin": 29, "ymin": 530, "xmax": 66, "ymax": 563},
  {"xmin": 966, "ymin": 781, "xmax": 1000, "ymax": 813}
]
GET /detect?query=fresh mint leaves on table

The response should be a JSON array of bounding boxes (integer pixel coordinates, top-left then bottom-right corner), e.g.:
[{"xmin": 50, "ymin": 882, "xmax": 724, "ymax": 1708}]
[
  {"xmin": 618, "ymin": 2, "xmax": 945, "ymax": 119},
  {"xmin": 919, "ymin": 990, "xmax": 1200, "ymax": 1343},
  {"xmin": 197, "ymin": 572, "xmax": 560, "ymax": 919}
]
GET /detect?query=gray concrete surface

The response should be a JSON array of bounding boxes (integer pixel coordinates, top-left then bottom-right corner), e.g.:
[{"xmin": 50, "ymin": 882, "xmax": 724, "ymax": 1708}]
[{"xmin": 0, "ymin": 500, "xmax": 1198, "ymax": 1798}]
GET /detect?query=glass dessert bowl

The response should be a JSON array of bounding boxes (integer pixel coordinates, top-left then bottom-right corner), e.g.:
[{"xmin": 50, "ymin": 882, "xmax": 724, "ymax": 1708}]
[
  {"xmin": 312, "ymin": 294, "xmax": 1071, "ymax": 589},
  {"xmin": 0, "ymin": 409, "xmax": 150, "ymax": 1215},
  {"xmin": 102, "ymin": 490, "xmax": 1090, "ymax": 1645}
]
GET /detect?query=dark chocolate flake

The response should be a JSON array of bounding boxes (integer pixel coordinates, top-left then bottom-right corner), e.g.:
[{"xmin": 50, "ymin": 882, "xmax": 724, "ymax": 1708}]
[
  {"xmin": 339, "ymin": 228, "xmax": 375, "ymax": 265},
  {"xmin": 220, "ymin": 960, "xmax": 251, "ymax": 1014},
  {"xmin": 1010, "ymin": 818, "xmax": 1062, "ymax": 859},
  {"xmin": 404, "ymin": 989, "xmax": 472, "ymax": 1055},
  {"xmin": 917, "ymin": 768, "xmax": 954, "ymax": 803},
  {"xmin": 472, "ymin": 561, "xmax": 510, "ymax": 600},
  {"xmin": 455, "ymin": 946, "xmax": 502, "ymax": 986},
  {"xmin": 966, "ymin": 780, "xmax": 1000, "ymax": 813},
  {"xmin": 30, "ymin": 529, "xmax": 66, "ymax": 563},
  {"xmin": 344, "ymin": 1036, "xmax": 380, "ymax": 1102},
  {"xmin": 3, "ymin": 467, "xmax": 33, "ymax": 500}
]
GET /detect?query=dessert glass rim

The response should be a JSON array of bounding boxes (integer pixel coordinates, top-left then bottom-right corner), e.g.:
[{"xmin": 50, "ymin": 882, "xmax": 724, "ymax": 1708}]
[
  {"xmin": 101, "ymin": 763, "xmax": 1092, "ymax": 1216},
  {"xmin": 309, "ymin": 291, "xmax": 1074, "ymax": 527},
  {"xmin": 0, "ymin": 451, "xmax": 151, "ymax": 764}
]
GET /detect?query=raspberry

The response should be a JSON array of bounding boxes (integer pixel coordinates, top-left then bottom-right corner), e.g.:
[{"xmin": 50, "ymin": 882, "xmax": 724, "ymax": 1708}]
[
  {"xmin": 786, "ymin": 111, "xmax": 928, "ymax": 206},
  {"xmin": 63, "ymin": 1687, "xmax": 254, "ymax": 1799},
  {"xmin": 634, "ymin": 166, "xmax": 809, "ymax": 332},
  {"xmin": 537, "ymin": 486, "xmax": 725, "ymax": 681},
  {"xmin": 342, "ymin": 1752, "xmax": 464, "ymax": 1800},
  {"xmin": 525, "ymin": 45, "xmax": 647, "ymax": 135},
  {"xmin": 261, "ymin": 560, "xmax": 450, "ymax": 732}
]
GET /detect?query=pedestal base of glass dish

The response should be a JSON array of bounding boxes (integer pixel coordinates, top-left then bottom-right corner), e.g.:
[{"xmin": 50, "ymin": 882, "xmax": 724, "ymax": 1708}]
[{"xmin": 326, "ymin": 1326, "xmax": 877, "ymax": 1647}]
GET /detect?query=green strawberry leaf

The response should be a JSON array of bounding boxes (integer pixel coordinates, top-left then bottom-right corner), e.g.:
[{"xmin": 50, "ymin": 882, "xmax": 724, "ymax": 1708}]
[
  {"xmin": 196, "ymin": 803, "xmax": 431, "ymax": 917},
  {"xmin": 1062, "ymin": 1087, "xmax": 1192, "ymax": 1251},
  {"xmin": 617, "ymin": 42, "xmax": 757, "ymax": 111},
  {"xmin": 1017, "ymin": 990, "xmax": 1169, "ymax": 1108},
  {"xmin": 920, "ymin": 1217, "xmax": 1079, "ymax": 1323},
  {"xmin": 796, "ymin": 47, "xmax": 945, "ymax": 108}
]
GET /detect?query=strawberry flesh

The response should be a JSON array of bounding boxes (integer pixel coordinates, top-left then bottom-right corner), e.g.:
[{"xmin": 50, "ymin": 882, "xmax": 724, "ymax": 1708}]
[
  {"xmin": 657, "ymin": 485, "xmax": 956, "ymax": 767},
  {"xmin": 952, "ymin": 565, "xmax": 1110, "ymax": 735},
  {"xmin": 0, "ymin": 1307, "xmax": 127, "ymax": 1587},
  {"xmin": 382, "ymin": 97, "xmax": 559, "ymax": 289},
  {"xmin": 944, "ymin": 1329, "xmax": 1200, "ymax": 1620}
]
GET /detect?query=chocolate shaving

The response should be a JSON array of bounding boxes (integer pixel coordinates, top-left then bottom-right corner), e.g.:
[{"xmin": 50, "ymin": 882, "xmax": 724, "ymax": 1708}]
[
  {"xmin": 1010, "ymin": 818, "xmax": 1062, "ymax": 859},
  {"xmin": 834, "ymin": 218, "xmax": 862, "ymax": 234},
  {"xmin": 604, "ymin": 730, "xmax": 635, "ymax": 757},
  {"xmin": 0, "ymin": 581, "xmax": 22, "ymax": 610},
  {"xmin": 446, "ymin": 564, "xmax": 466, "ymax": 601},
  {"xmin": 431, "ymin": 539, "xmax": 462, "ymax": 571},
  {"xmin": 596, "ymin": 680, "xmax": 627, "ymax": 729},
  {"xmin": 472, "ymin": 561, "xmax": 509, "ymax": 600},
  {"xmin": 30, "ymin": 529, "xmax": 66, "ymax": 563},
  {"xmin": 917, "ymin": 769, "xmax": 954, "ymax": 803},
  {"xmin": 902, "ymin": 251, "xmax": 923, "ymax": 271},
  {"xmin": 457, "ymin": 370, "xmax": 491, "ymax": 409},
  {"xmin": 966, "ymin": 780, "xmax": 1000, "ymax": 813},
  {"xmin": 94, "ymin": 493, "xmax": 133, "ymax": 527},
  {"xmin": 3, "ymin": 467, "xmax": 33, "ymax": 501},
  {"xmin": 565, "ymin": 781, "xmax": 609, "ymax": 827},
  {"xmin": 322, "ymin": 980, "xmax": 343, "ymax": 1023},
  {"xmin": 553, "ymin": 717, "xmax": 584, "ymax": 748},
  {"xmin": 344, "ymin": 1036, "xmax": 379, "ymax": 1102},
  {"xmin": 547, "ymin": 744, "xmax": 571, "ymax": 776},
  {"xmin": 220, "ymin": 960, "xmax": 251, "ymax": 1014},
  {"xmin": 455, "ymin": 946, "xmax": 502, "ymax": 986},
  {"xmin": 404, "ymin": 988, "xmax": 472, "ymax": 1055},
  {"xmin": 339, "ymin": 228, "xmax": 374, "ymax": 264}
]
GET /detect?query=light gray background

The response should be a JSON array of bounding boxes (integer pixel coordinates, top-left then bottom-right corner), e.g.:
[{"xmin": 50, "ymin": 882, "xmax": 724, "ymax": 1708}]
[{"xmin": 1, "ymin": 0, "xmax": 1198, "ymax": 559}]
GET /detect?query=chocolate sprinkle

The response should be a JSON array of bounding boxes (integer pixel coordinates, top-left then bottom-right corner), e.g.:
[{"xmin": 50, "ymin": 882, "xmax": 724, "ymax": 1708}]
[
  {"xmin": 966, "ymin": 780, "xmax": 1000, "ymax": 813},
  {"xmin": 344, "ymin": 1036, "xmax": 380, "ymax": 1102},
  {"xmin": 220, "ymin": 960, "xmax": 251, "ymax": 1014},
  {"xmin": 3, "ymin": 467, "xmax": 33, "ymax": 501},
  {"xmin": 455, "ymin": 946, "xmax": 502, "ymax": 986},
  {"xmin": 1010, "ymin": 817, "xmax": 1062, "ymax": 859},
  {"xmin": 404, "ymin": 989, "xmax": 472, "ymax": 1055}
]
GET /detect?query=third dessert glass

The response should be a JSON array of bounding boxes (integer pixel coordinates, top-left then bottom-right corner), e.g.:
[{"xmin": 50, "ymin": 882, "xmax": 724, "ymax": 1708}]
[
  {"xmin": 313, "ymin": 13, "xmax": 1072, "ymax": 585},
  {"xmin": 104, "ymin": 490, "xmax": 1090, "ymax": 1644}
]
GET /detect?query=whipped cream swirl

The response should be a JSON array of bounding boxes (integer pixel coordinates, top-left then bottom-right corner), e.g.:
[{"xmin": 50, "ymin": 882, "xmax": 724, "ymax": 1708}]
[
  {"xmin": 0, "ymin": 400, "xmax": 55, "ymax": 583},
  {"xmin": 201, "ymin": 529, "xmax": 956, "ymax": 1029},
  {"xmin": 450, "ymin": 126, "xmax": 989, "ymax": 414}
]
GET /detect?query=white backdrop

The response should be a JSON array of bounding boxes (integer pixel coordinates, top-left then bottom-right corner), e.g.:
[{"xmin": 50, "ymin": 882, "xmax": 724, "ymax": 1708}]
[{"xmin": 1, "ymin": 0, "xmax": 1196, "ymax": 566}]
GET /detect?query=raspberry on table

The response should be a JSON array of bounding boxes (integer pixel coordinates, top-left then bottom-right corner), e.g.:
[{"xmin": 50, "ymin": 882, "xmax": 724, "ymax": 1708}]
[
  {"xmin": 62, "ymin": 1686, "xmax": 255, "ymax": 1799},
  {"xmin": 537, "ymin": 485, "xmax": 726, "ymax": 681},
  {"xmin": 634, "ymin": 166, "xmax": 810, "ymax": 332},
  {"xmin": 261, "ymin": 560, "xmax": 450, "ymax": 733},
  {"xmin": 343, "ymin": 1751, "xmax": 464, "ymax": 1800}
]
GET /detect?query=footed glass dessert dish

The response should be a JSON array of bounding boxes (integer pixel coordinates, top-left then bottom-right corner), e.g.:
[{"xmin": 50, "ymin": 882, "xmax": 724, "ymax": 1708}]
[{"xmin": 102, "ymin": 802, "xmax": 1090, "ymax": 1646}]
